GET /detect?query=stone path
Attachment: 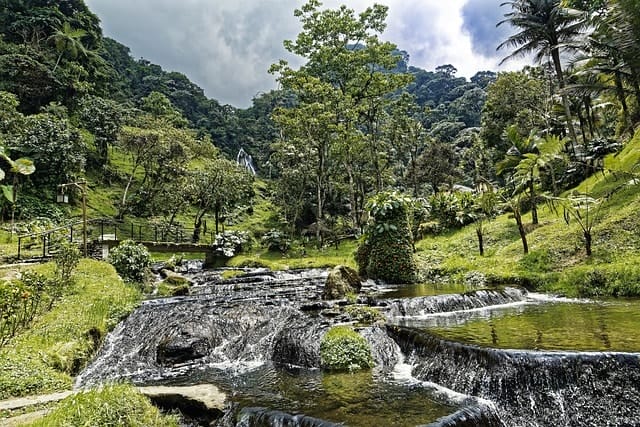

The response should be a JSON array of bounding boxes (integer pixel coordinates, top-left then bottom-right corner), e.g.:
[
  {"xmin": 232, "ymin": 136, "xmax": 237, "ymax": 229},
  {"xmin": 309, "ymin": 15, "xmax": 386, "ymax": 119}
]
[{"xmin": 0, "ymin": 391, "xmax": 72, "ymax": 426}]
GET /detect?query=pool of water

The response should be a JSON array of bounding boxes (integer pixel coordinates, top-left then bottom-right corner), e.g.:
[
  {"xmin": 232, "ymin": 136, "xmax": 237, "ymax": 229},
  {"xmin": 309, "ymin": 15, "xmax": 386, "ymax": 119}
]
[
  {"xmin": 191, "ymin": 364, "xmax": 457, "ymax": 426},
  {"xmin": 400, "ymin": 299, "xmax": 640, "ymax": 352},
  {"xmin": 377, "ymin": 282, "xmax": 479, "ymax": 299}
]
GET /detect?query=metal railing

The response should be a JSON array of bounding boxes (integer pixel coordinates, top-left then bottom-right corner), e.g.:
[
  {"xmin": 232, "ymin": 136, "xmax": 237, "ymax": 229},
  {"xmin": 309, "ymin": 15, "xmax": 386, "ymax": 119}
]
[{"xmin": 16, "ymin": 218, "xmax": 218, "ymax": 260}]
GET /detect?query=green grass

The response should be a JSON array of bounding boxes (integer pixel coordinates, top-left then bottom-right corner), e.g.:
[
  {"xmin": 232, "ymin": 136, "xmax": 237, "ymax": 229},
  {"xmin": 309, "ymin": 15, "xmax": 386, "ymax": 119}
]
[
  {"xmin": 228, "ymin": 240, "xmax": 358, "ymax": 270},
  {"xmin": 0, "ymin": 259, "xmax": 141, "ymax": 400},
  {"xmin": 414, "ymin": 132, "xmax": 640, "ymax": 296},
  {"xmin": 27, "ymin": 384, "xmax": 179, "ymax": 427}
]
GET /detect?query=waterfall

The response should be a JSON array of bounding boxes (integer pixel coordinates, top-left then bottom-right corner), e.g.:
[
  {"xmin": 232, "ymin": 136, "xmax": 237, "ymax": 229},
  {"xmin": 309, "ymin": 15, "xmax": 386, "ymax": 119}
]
[
  {"xmin": 236, "ymin": 408, "xmax": 341, "ymax": 427},
  {"xmin": 389, "ymin": 325, "xmax": 640, "ymax": 426},
  {"xmin": 237, "ymin": 147, "xmax": 257, "ymax": 175},
  {"xmin": 387, "ymin": 287, "xmax": 528, "ymax": 317}
]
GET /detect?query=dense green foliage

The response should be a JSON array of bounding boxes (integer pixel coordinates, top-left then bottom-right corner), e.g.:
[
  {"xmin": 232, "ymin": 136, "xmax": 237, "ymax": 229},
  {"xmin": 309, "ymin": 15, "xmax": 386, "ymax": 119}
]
[
  {"xmin": 357, "ymin": 192, "xmax": 417, "ymax": 283},
  {"xmin": 0, "ymin": 260, "xmax": 140, "ymax": 399},
  {"xmin": 320, "ymin": 326, "xmax": 373, "ymax": 372},
  {"xmin": 28, "ymin": 384, "xmax": 179, "ymax": 427},
  {"xmin": 0, "ymin": 243, "xmax": 79, "ymax": 345},
  {"xmin": 108, "ymin": 240, "xmax": 151, "ymax": 283}
]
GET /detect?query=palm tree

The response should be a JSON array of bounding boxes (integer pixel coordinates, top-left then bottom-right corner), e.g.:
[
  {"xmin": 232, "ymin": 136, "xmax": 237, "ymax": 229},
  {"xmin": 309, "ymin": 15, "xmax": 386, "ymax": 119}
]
[
  {"xmin": 498, "ymin": 0, "xmax": 588, "ymax": 151},
  {"xmin": 48, "ymin": 21, "xmax": 88, "ymax": 73},
  {"xmin": 498, "ymin": 126, "xmax": 566, "ymax": 224}
]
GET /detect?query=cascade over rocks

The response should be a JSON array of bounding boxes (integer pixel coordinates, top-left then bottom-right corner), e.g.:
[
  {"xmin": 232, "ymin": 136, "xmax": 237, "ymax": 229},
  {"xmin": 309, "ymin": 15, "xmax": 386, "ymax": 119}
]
[
  {"xmin": 388, "ymin": 287, "xmax": 527, "ymax": 317},
  {"xmin": 322, "ymin": 265, "xmax": 361, "ymax": 300},
  {"xmin": 237, "ymin": 407, "xmax": 341, "ymax": 427},
  {"xmin": 76, "ymin": 266, "xmax": 640, "ymax": 426},
  {"xmin": 156, "ymin": 334, "xmax": 210, "ymax": 365},
  {"xmin": 389, "ymin": 325, "xmax": 640, "ymax": 426}
]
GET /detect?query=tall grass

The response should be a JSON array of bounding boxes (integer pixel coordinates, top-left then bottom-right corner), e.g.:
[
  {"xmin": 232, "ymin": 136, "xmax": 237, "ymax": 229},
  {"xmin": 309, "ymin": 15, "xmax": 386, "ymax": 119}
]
[
  {"xmin": 27, "ymin": 384, "xmax": 179, "ymax": 427},
  {"xmin": 0, "ymin": 259, "xmax": 140, "ymax": 399}
]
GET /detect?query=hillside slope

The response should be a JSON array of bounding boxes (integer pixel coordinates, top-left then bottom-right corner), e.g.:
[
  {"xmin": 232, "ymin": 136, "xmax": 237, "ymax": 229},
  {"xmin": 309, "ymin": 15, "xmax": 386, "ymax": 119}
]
[{"xmin": 414, "ymin": 130, "xmax": 640, "ymax": 297}]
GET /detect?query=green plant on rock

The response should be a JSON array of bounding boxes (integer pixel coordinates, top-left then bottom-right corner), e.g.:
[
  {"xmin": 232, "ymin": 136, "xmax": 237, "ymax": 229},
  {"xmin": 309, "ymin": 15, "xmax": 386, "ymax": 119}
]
[
  {"xmin": 320, "ymin": 326, "xmax": 373, "ymax": 372},
  {"xmin": 356, "ymin": 191, "xmax": 417, "ymax": 283},
  {"xmin": 344, "ymin": 305, "xmax": 384, "ymax": 325},
  {"xmin": 108, "ymin": 240, "xmax": 151, "ymax": 284}
]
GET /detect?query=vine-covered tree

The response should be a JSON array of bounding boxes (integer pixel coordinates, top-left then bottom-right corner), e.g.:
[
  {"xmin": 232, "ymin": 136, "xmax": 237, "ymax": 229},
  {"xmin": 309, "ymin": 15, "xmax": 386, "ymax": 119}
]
[{"xmin": 356, "ymin": 191, "xmax": 416, "ymax": 283}]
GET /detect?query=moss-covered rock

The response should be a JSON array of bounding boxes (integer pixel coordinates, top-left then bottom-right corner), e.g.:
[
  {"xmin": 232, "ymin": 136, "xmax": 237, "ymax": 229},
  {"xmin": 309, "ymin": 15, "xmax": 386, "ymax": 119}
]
[
  {"xmin": 322, "ymin": 265, "xmax": 361, "ymax": 300},
  {"xmin": 320, "ymin": 326, "xmax": 373, "ymax": 371},
  {"xmin": 160, "ymin": 269, "xmax": 191, "ymax": 286}
]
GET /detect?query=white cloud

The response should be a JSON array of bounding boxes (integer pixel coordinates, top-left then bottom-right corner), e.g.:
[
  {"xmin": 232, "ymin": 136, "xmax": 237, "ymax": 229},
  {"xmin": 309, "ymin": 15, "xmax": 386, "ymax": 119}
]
[{"xmin": 86, "ymin": 0, "xmax": 531, "ymax": 107}]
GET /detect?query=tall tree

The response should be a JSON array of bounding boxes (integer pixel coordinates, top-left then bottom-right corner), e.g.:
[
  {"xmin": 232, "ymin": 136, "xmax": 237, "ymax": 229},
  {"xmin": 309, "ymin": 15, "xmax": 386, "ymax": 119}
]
[
  {"xmin": 270, "ymin": 0, "xmax": 411, "ymax": 239},
  {"xmin": 498, "ymin": 0, "xmax": 587, "ymax": 150},
  {"xmin": 186, "ymin": 157, "xmax": 254, "ymax": 241}
]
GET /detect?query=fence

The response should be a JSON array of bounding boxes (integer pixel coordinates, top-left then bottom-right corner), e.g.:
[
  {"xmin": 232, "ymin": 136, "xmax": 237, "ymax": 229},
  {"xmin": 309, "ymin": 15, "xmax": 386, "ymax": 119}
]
[{"xmin": 16, "ymin": 218, "xmax": 219, "ymax": 260}]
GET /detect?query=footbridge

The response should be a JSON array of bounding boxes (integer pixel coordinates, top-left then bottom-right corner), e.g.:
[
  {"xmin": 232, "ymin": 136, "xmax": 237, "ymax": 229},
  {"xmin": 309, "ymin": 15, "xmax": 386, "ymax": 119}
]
[{"xmin": 16, "ymin": 218, "xmax": 228, "ymax": 268}]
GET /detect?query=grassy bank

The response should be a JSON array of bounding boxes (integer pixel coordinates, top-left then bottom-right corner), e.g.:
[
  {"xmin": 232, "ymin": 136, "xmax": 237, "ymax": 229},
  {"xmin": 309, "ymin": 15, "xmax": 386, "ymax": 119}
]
[
  {"xmin": 413, "ymin": 135, "xmax": 640, "ymax": 297},
  {"xmin": 0, "ymin": 259, "xmax": 140, "ymax": 400},
  {"xmin": 27, "ymin": 384, "xmax": 178, "ymax": 427},
  {"xmin": 228, "ymin": 240, "xmax": 358, "ymax": 270}
]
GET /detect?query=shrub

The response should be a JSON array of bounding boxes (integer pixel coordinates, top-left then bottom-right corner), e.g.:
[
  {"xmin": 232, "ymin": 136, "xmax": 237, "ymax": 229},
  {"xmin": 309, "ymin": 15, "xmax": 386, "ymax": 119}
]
[
  {"xmin": 344, "ymin": 305, "xmax": 384, "ymax": 324},
  {"xmin": 320, "ymin": 326, "xmax": 373, "ymax": 371},
  {"xmin": 261, "ymin": 229, "xmax": 291, "ymax": 253},
  {"xmin": 428, "ymin": 191, "xmax": 475, "ymax": 230},
  {"xmin": 29, "ymin": 384, "xmax": 179, "ymax": 427},
  {"xmin": 357, "ymin": 192, "xmax": 417, "ymax": 283},
  {"xmin": 214, "ymin": 230, "xmax": 250, "ymax": 257},
  {"xmin": 108, "ymin": 240, "xmax": 151, "ymax": 284}
]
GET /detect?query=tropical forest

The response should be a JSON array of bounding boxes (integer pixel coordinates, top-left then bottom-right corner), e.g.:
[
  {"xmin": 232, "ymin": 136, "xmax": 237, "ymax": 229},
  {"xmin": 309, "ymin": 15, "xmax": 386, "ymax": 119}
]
[{"xmin": 0, "ymin": 0, "xmax": 639, "ymax": 426}]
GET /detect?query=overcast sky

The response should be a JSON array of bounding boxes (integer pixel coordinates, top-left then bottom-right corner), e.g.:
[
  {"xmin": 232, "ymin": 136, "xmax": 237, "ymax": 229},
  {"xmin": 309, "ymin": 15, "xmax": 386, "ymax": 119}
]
[{"xmin": 85, "ymin": 0, "xmax": 527, "ymax": 108}]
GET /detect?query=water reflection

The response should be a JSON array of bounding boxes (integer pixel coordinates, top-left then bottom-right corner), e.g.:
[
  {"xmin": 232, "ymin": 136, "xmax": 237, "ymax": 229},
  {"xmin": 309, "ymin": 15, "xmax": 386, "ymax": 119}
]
[{"xmin": 418, "ymin": 301, "xmax": 640, "ymax": 351}]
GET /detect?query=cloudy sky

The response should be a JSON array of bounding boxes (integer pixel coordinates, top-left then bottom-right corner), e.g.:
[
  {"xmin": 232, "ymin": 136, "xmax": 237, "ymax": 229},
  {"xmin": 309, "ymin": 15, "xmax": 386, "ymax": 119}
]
[{"xmin": 85, "ymin": 0, "xmax": 528, "ymax": 108}]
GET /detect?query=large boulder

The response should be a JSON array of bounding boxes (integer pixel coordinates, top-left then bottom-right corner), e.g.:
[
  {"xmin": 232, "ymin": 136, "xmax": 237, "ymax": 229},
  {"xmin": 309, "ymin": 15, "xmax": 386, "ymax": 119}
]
[{"xmin": 322, "ymin": 265, "xmax": 361, "ymax": 300}]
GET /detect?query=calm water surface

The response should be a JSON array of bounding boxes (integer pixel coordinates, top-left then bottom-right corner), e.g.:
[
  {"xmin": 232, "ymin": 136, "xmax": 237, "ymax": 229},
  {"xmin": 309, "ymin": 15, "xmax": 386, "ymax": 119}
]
[{"xmin": 422, "ymin": 300, "xmax": 640, "ymax": 351}]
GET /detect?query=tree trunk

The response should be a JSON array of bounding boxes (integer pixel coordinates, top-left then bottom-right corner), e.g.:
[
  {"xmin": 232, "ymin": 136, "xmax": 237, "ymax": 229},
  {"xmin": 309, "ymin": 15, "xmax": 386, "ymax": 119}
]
[
  {"xmin": 529, "ymin": 181, "xmax": 538, "ymax": 225},
  {"xmin": 192, "ymin": 211, "xmax": 205, "ymax": 243},
  {"xmin": 214, "ymin": 204, "xmax": 220, "ymax": 235},
  {"xmin": 614, "ymin": 71, "xmax": 630, "ymax": 133},
  {"xmin": 551, "ymin": 48, "xmax": 578, "ymax": 154},
  {"xmin": 316, "ymin": 175, "xmax": 323, "ymax": 249},
  {"xmin": 476, "ymin": 226, "xmax": 484, "ymax": 256},
  {"xmin": 347, "ymin": 164, "xmax": 358, "ymax": 230},
  {"xmin": 584, "ymin": 230, "xmax": 592, "ymax": 256},
  {"xmin": 515, "ymin": 210, "xmax": 528, "ymax": 254}
]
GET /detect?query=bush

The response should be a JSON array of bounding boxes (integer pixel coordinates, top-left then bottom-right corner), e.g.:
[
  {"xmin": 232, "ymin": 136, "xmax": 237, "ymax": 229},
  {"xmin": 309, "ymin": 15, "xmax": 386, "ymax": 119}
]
[
  {"xmin": 320, "ymin": 326, "xmax": 373, "ymax": 372},
  {"xmin": 428, "ymin": 191, "xmax": 475, "ymax": 231},
  {"xmin": 29, "ymin": 384, "xmax": 179, "ymax": 427},
  {"xmin": 261, "ymin": 229, "xmax": 291, "ymax": 253},
  {"xmin": 357, "ymin": 192, "xmax": 417, "ymax": 283},
  {"xmin": 214, "ymin": 230, "xmax": 250, "ymax": 257},
  {"xmin": 108, "ymin": 240, "xmax": 151, "ymax": 284},
  {"xmin": 344, "ymin": 305, "xmax": 384, "ymax": 324}
]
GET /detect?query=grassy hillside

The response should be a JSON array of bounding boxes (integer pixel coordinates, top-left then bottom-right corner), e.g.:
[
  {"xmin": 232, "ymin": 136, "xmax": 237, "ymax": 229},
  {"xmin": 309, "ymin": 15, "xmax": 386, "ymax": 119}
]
[
  {"xmin": 412, "ymin": 130, "xmax": 640, "ymax": 297},
  {"xmin": 0, "ymin": 260, "xmax": 140, "ymax": 401}
]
